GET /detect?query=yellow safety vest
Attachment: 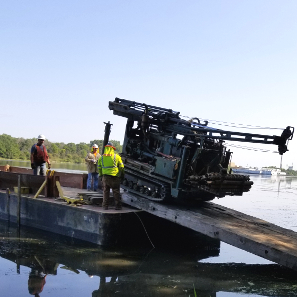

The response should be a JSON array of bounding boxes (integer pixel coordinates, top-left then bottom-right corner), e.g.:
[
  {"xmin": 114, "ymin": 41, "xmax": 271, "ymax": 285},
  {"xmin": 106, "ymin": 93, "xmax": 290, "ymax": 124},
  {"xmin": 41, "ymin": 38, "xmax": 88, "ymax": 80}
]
[{"xmin": 98, "ymin": 146, "xmax": 124, "ymax": 177}]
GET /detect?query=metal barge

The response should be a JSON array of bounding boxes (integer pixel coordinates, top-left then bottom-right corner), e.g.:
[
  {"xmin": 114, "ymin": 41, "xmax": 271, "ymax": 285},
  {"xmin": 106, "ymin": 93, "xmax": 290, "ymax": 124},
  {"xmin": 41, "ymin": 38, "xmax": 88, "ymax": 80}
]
[{"xmin": 2, "ymin": 165, "xmax": 297, "ymax": 272}]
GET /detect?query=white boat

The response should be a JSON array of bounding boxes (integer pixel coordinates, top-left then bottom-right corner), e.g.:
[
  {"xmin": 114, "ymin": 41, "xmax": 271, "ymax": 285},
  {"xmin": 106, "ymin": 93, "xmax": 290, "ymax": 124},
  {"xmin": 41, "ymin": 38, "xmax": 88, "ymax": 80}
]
[
  {"xmin": 232, "ymin": 167, "xmax": 261, "ymax": 175},
  {"xmin": 271, "ymin": 169, "xmax": 286, "ymax": 176}
]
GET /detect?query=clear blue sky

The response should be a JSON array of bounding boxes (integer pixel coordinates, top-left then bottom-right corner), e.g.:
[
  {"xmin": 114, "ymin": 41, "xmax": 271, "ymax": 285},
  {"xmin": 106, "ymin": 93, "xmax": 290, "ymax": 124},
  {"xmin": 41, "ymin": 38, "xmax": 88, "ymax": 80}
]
[{"xmin": 1, "ymin": 1, "xmax": 296, "ymax": 168}]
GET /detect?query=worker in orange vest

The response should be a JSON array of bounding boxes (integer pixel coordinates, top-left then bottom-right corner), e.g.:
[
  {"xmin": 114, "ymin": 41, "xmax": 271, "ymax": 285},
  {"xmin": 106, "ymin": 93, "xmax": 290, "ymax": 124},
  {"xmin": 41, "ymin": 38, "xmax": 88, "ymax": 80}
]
[{"xmin": 30, "ymin": 134, "xmax": 51, "ymax": 176}]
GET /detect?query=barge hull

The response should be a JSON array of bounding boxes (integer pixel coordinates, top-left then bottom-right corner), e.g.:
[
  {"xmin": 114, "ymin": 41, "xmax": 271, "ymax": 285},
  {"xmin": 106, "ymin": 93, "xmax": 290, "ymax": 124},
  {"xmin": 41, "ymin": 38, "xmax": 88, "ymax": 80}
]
[{"xmin": 0, "ymin": 191, "xmax": 136, "ymax": 246}]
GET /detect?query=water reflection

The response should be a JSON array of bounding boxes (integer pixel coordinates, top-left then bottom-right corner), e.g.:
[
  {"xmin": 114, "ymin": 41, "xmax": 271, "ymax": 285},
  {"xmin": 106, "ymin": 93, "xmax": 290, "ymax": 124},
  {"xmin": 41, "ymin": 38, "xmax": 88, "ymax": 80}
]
[
  {"xmin": 0, "ymin": 221, "xmax": 296, "ymax": 297},
  {"xmin": 250, "ymin": 175, "xmax": 297, "ymax": 195},
  {"xmin": 28, "ymin": 269, "xmax": 48, "ymax": 297}
]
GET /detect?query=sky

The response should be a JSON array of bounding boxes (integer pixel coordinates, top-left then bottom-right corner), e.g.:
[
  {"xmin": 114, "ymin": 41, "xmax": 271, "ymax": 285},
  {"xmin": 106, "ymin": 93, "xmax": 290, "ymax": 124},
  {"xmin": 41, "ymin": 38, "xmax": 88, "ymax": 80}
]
[{"xmin": 1, "ymin": 1, "xmax": 296, "ymax": 168}]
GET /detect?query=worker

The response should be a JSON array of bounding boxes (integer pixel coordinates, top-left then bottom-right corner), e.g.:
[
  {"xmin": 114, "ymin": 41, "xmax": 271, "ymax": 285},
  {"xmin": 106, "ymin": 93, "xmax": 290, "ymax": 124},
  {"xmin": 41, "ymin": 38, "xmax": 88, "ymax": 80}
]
[
  {"xmin": 98, "ymin": 142, "xmax": 124, "ymax": 210},
  {"xmin": 28, "ymin": 258, "xmax": 57, "ymax": 297},
  {"xmin": 30, "ymin": 135, "xmax": 51, "ymax": 176},
  {"xmin": 85, "ymin": 144, "xmax": 101, "ymax": 191},
  {"xmin": 28, "ymin": 270, "xmax": 47, "ymax": 297}
]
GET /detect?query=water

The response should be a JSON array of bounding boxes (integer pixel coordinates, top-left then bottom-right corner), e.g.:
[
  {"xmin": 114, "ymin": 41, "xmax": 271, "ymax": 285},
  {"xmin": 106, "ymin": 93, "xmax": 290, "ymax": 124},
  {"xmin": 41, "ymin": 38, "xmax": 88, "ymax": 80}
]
[
  {"xmin": 0, "ymin": 159, "xmax": 88, "ymax": 174},
  {"xmin": 215, "ymin": 175, "xmax": 297, "ymax": 233},
  {"xmin": 1, "ymin": 165, "xmax": 297, "ymax": 296}
]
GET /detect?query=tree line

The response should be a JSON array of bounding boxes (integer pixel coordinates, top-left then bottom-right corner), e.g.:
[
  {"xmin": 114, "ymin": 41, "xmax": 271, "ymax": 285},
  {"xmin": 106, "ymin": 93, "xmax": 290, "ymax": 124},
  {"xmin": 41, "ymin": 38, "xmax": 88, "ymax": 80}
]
[{"xmin": 0, "ymin": 134, "xmax": 122, "ymax": 163}]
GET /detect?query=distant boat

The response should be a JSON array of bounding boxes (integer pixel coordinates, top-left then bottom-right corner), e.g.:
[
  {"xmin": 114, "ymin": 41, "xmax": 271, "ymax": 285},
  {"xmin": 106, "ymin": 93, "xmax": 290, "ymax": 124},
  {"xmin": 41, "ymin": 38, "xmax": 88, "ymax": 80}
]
[
  {"xmin": 271, "ymin": 169, "xmax": 286, "ymax": 176},
  {"xmin": 260, "ymin": 168, "xmax": 272, "ymax": 175},
  {"xmin": 232, "ymin": 167, "xmax": 261, "ymax": 175}
]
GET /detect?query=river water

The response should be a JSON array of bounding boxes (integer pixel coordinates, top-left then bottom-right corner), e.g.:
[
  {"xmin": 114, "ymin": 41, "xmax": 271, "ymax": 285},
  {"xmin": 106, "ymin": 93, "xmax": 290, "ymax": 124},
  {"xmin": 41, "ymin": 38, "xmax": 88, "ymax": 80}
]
[
  {"xmin": 1, "ymin": 161, "xmax": 297, "ymax": 296},
  {"xmin": 0, "ymin": 159, "xmax": 88, "ymax": 174}
]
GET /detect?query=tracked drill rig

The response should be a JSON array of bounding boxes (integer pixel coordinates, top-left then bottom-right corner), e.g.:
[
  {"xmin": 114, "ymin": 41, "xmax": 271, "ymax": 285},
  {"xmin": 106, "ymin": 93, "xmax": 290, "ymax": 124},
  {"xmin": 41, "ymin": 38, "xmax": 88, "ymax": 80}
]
[{"xmin": 108, "ymin": 98, "xmax": 294, "ymax": 202}]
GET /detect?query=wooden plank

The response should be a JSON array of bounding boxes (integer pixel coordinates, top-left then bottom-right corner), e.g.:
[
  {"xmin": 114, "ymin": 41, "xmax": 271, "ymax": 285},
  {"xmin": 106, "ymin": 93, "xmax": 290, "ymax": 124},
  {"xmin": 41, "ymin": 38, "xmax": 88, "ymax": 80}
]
[
  {"xmin": 55, "ymin": 181, "xmax": 65, "ymax": 198},
  {"xmin": 55, "ymin": 182, "xmax": 83, "ymax": 204},
  {"xmin": 34, "ymin": 180, "xmax": 47, "ymax": 198},
  {"xmin": 121, "ymin": 191, "xmax": 297, "ymax": 271},
  {"xmin": 60, "ymin": 187, "xmax": 104, "ymax": 205}
]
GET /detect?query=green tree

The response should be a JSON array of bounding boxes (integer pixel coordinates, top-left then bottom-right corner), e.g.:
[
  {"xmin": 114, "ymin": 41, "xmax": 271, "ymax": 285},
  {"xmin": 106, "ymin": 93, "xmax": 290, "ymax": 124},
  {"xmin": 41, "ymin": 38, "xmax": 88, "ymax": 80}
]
[
  {"xmin": 17, "ymin": 138, "xmax": 35, "ymax": 155},
  {"xmin": 50, "ymin": 143, "xmax": 59, "ymax": 154},
  {"xmin": 65, "ymin": 143, "xmax": 76, "ymax": 154},
  {"xmin": 76, "ymin": 143, "xmax": 89, "ymax": 158},
  {"xmin": 0, "ymin": 134, "xmax": 20, "ymax": 159}
]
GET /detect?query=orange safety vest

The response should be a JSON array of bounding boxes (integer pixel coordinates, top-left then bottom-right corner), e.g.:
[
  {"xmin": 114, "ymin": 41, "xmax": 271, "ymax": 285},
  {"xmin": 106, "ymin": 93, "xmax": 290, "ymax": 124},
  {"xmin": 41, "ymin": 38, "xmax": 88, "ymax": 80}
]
[{"xmin": 33, "ymin": 144, "xmax": 48, "ymax": 164}]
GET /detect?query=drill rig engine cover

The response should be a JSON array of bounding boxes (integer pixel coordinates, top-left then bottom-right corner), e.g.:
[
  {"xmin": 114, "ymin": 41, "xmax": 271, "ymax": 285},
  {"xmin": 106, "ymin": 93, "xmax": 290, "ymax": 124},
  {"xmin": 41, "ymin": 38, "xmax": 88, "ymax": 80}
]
[{"xmin": 109, "ymin": 98, "xmax": 294, "ymax": 202}]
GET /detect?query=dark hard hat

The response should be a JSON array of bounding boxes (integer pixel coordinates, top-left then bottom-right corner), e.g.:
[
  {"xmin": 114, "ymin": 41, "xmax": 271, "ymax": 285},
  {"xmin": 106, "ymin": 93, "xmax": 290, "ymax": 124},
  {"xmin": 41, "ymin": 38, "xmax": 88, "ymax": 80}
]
[{"xmin": 105, "ymin": 142, "xmax": 116, "ymax": 150}]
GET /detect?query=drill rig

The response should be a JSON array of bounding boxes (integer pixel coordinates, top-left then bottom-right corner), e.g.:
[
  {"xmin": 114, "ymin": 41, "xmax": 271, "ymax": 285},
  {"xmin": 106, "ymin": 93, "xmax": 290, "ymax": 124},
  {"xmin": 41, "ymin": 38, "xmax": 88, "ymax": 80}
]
[{"xmin": 109, "ymin": 98, "xmax": 294, "ymax": 202}]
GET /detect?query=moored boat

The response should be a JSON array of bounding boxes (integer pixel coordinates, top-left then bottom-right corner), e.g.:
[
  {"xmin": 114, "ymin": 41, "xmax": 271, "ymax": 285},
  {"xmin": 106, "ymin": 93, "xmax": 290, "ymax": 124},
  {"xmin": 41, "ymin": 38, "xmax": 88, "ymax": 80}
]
[
  {"xmin": 232, "ymin": 167, "xmax": 261, "ymax": 175},
  {"xmin": 260, "ymin": 168, "xmax": 272, "ymax": 175},
  {"xmin": 271, "ymin": 169, "xmax": 286, "ymax": 176}
]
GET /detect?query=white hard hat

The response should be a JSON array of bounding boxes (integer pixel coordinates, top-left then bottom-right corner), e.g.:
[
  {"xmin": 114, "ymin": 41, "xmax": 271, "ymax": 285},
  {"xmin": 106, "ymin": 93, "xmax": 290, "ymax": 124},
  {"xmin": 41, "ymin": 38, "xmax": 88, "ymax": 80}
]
[
  {"xmin": 38, "ymin": 134, "xmax": 45, "ymax": 140},
  {"xmin": 92, "ymin": 144, "xmax": 98, "ymax": 148}
]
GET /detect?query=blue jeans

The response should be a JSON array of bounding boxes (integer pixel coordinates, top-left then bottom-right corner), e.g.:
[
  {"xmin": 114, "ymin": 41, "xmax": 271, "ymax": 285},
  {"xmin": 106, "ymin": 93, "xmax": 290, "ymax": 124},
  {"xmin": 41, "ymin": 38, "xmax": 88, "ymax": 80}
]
[
  {"xmin": 87, "ymin": 172, "xmax": 99, "ymax": 191},
  {"xmin": 33, "ymin": 163, "xmax": 46, "ymax": 176}
]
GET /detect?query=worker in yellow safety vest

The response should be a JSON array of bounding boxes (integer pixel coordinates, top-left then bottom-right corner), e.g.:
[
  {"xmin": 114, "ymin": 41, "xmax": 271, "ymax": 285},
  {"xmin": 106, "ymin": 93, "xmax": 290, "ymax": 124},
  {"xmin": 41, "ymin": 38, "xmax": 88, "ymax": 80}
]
[{"xmin": 98, "ymin": 142, "xmax": 124, "ymax": 210}]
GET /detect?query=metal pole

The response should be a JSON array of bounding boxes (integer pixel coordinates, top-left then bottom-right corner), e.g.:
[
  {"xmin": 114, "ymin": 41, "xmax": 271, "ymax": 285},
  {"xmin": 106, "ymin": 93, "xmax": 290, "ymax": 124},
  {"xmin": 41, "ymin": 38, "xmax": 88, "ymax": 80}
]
[
  {"xmin": 17, "ymin": 175, "xmax": 21, "ymax": 229},
  {"xmin": 280, "ymin": 155, "xmax": 283, "ymax": 169},
  {"xmin": 6, "ymin": 188, "xmax": 10, "ymax": 220},
  {"xmin": 102, "ymin": 121, "xmax": 113, "ymax": 154},
  {"xmin": 6, "ymin": 188, "xmax": 10, "ymax": 227}
]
